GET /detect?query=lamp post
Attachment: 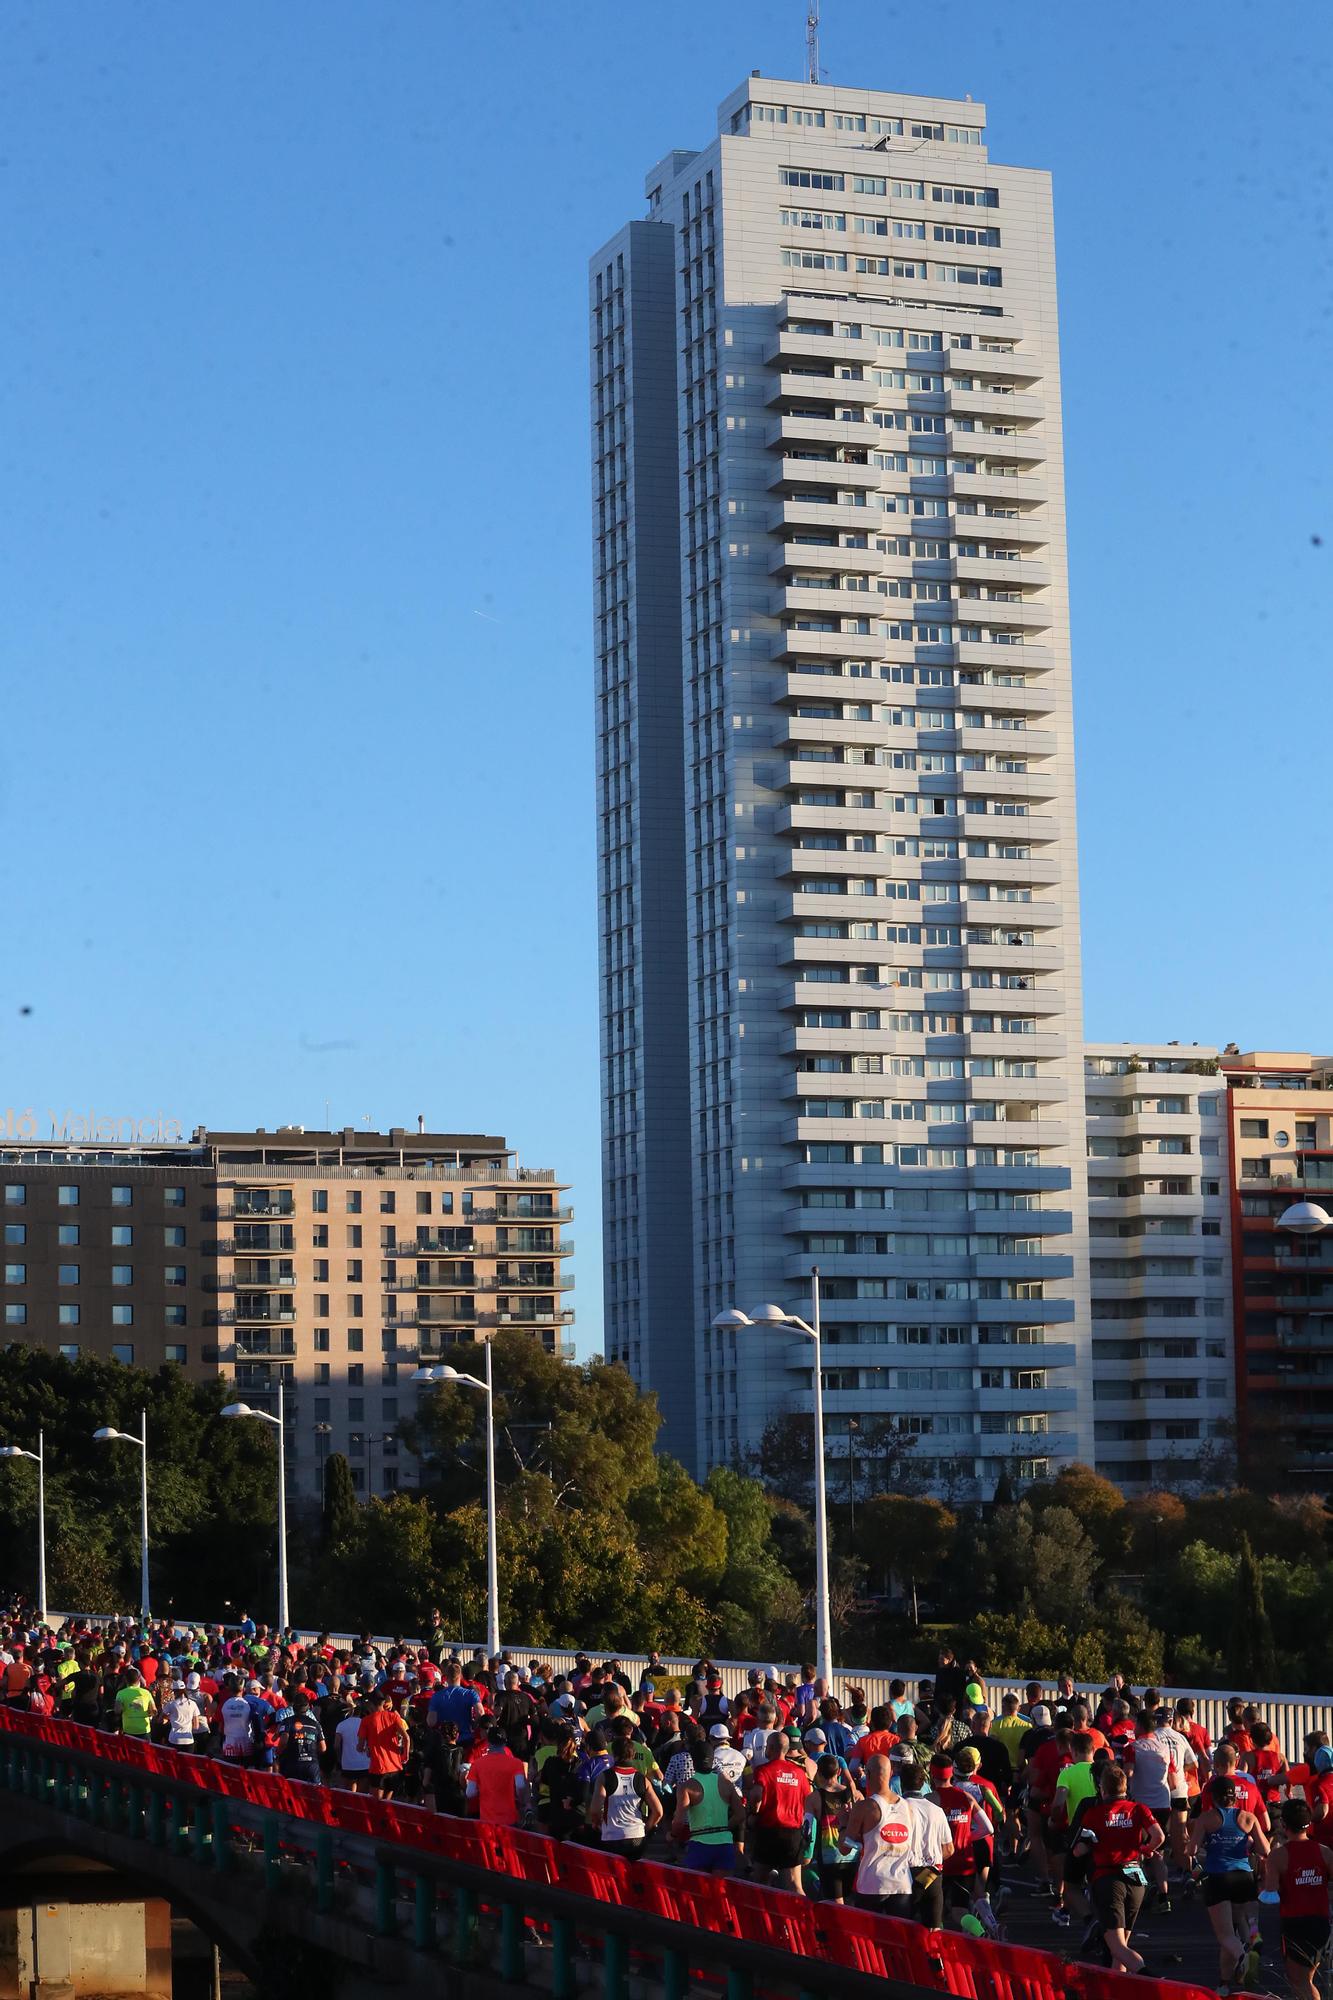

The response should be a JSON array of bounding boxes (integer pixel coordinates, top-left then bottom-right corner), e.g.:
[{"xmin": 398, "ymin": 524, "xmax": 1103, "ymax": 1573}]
[
  {"xmin": 93, "ymin": 1408, "xmax": 150, "ymax": 1623},
  {"xmin": 220, "ymin": 1381, "xmax": 288, "ymax": 1632},
  {"xmin": 0, "ymin": 1431, "xmax": 46, "ymax": 1625},
  {"xmin": 714, "ymin": 1267, "xmax": 832, "ymax": 1686},
  {"xmin": 412, "ymin": 1341, "xmax": 499, "ymax": 1656}
]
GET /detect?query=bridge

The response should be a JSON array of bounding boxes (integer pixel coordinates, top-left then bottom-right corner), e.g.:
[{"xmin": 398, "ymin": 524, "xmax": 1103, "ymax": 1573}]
[{"xmin": 0, "ymin": 1708, "xmax": 1221, "ymax": 2000}]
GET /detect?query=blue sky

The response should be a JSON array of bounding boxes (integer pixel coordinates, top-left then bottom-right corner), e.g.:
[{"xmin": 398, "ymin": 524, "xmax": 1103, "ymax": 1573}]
[{"xmin": 2, "ymin": 1, "xmax": 1328, "ymax": 1358}]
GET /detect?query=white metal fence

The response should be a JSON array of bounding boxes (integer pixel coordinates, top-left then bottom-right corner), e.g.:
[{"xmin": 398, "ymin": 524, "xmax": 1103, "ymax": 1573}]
[{"xmin": 49, "ymin": 1614, "xmax": 1333, "ymax": 1764}]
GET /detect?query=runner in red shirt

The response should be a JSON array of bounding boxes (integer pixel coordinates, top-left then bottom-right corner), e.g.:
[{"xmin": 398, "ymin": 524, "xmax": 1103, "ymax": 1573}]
[
  {"xmin": 1265, "ymin": 1800, "xmax": 1333, "ymax": 2000},
  {"xmin": 1071, "ymin": 1764, "xmax": 1164, "ymax": 1975},
  {"xmin": 746, "ymin": 1735, "xmax": 812, "ymax": 1894},
  {"xmin": 933, "ymin": 1758, "xmax": 995, "ymax": 1920}
]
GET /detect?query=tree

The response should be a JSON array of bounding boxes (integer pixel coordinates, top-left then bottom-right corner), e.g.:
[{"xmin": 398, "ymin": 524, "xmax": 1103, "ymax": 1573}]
[
  {"xmin": 705, "ymin": 1466, "xmax": 805, "ymax": 1657},
  {"xmin": 1028, "ymin": 1463, "xmax": 1126, "ymax": 1561},
  {"xmin": 626, "ymin": 1457, "xmax": 727, "ymax": 1600},
  {"xmin": 1230, "ymin": 1535, "xmax": 1278, "ymax": 1689},
  {"xmin": 857, "ymin": 1494, "xmax": 956, "ymax": 1601},
  {"xmin": 403, "ymin": 1332, "xmax": 661, "ymax": 1515},
  {"xmin": 322, "ymin": 1454, "xmax": 358, "ymax": 1548}
]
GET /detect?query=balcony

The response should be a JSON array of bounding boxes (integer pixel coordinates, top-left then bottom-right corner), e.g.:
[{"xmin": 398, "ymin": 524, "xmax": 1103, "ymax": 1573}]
[
  {"xmin": 398, "ymin": 1235, "xmax": 476, "ymax": 1256},
  {"xmin": 477, "ymin": 1309, "xmax": 574, "ymax": 1327},
  {"xmin": 494, "ymin": 1204, "xmax": 574, "ymax": 1224},
  {"xmin": 233, "ymin": 1301, "xmax": 297, "ymax": 1324},
  {"xmin": 765, "ymin": 370, "xmax": 879, "ymax": 408}
]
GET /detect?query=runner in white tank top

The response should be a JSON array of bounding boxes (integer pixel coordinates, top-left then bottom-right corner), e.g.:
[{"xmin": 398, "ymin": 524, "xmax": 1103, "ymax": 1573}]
[{"xmin": 846, "ymin": 1757, "xmax": 916, "ymax": 1907}]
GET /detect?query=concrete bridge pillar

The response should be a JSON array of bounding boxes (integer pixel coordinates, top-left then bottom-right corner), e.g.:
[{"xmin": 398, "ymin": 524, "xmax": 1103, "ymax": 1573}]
[{"xmin": 0, "ymin": 1861, "xmax": 171, "ymax": 2000}]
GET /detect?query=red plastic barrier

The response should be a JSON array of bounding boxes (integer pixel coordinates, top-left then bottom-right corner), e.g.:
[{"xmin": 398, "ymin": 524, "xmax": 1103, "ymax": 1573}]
[
  {"xmin": 1072, "ymin": 1970, "xmax": 1218, "ymax": 2000},
  {"xmin": 726, "ymin": 1877, "xmax": 821, "ymax": 1956},
  {"xmin": 549, "ymin": 1841, "xmax": 629, "ymax": 1904},
  {"xmin": 933, "ymin": 1931, "xmax": 1067, "ymax": 2000},
  {"xmin": 817, "ymin": 1903, "xmax": 945, "ymax": 1988},
  {"xmin": 627, "ymin": 1857, "xmax": 738, "ymax": 1932}
]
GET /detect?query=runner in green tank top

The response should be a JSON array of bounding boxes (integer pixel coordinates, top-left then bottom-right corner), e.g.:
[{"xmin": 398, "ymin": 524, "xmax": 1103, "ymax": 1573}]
[{"xmin": 673, "ymin": 1754, "xmax": 744, "ymax": 1876}]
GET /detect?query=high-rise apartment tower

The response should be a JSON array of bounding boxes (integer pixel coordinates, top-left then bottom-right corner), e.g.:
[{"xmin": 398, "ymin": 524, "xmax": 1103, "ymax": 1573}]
[{"xmin": 591, "ymin": 77, "xmax": 1089, "ymax": 1490}]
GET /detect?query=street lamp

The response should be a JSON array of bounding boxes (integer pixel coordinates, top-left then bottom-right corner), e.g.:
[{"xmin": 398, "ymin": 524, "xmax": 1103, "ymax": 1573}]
[
  {"xmin": 412, "ymin": 1341, "xmax": 499, "ymax": 1656},
  {"xmin": 93, "ymin": 1408, "xmax": 150, "ymax": 1623},
  {"xmin": 220, "ymin": 1381, "xmax": 289, "ymax": 1633},
  {"xmin": 0, "ymin": 1431, "xmax": 46, "ymax": 1625},
  {"xmin": 713, "ymin": 1268, "xmax": 832, "ymax": 1686}
]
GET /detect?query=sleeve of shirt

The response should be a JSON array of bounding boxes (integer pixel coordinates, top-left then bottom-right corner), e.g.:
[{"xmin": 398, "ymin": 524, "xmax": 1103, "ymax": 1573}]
[{"xmin": 972, "ymin": 1806, "xmax": 994, "ymax": 1837}]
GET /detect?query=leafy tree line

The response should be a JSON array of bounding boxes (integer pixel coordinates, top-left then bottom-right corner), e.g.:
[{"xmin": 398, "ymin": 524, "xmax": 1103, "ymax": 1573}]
[{"xmin": 1, "ymin": 1343, "xmax": 1329, "ymax": 1688}]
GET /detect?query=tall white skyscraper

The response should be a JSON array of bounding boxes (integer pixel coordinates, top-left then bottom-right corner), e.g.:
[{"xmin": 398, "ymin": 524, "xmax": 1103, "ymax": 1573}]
[{"xmin": 591, "ymin": 75, "xmax": 1090, "ymax": 1492}]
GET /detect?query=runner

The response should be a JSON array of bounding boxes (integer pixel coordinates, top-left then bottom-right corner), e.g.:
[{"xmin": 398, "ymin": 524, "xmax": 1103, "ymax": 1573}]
[
  {"xmin": 746, "ymin": 1732, "xmax": 812, "ymax": 1894},
  {"xmin": 1186, "ymin": 1775, "xmax": 1267, "ymax": 1989},
  {"xmin": 1264, "ymin": 1800, "xmax": 1333, "ymax": 2000},
  {"xmin": 673, "ymin": 1740, "xmax": 744, "ymax": 1876},
  {"xmin": 589, "ymin": 1738, "xmax": 660, "ymax": 1857},
  {"xmin": 845, "ymin": 1753, "xmax": 916, "ymax": 1915},
  {"xmin": 1071, "ymin": 1762, "xmax": 1164, "ymax": 1976}
]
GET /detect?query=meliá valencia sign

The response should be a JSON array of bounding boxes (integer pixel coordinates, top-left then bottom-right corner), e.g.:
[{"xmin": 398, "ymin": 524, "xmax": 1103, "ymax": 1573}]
[{"xmin": 2, "ymin": 1109, "xmax": 185, "ymax": 1143}]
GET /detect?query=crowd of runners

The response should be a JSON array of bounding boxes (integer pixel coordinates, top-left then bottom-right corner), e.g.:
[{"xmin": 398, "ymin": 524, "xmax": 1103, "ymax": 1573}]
[{"xmin": 3, "ymin": 1603, "xmax": 1331, "ymax": 1999}]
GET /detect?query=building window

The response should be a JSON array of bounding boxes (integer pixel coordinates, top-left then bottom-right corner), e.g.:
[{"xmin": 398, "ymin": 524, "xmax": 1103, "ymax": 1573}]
[
  {"xmin": 314, "ymin": 1328, "xmax": 330, "ymax": 1352},
  {"xmin": 111, "ymin": 1186, "xmax": 133, "ymax": 1207},
  {"xmin": 165, "ymin": 1305, "xmax": 186, "ymax": 1326},
  {"xmin": 58, "ymin": 1186, "xmax": 79, "ymax": 1207},
  {"xmin": 164, "ymin": 1186, "xmax": 186, "ymax": 1207},
  {"xmin": 313, "ymin": 1189, "xmax": 328, "ymax": 1213},
  {"xmin": 382, "ymin": 1468, "xmax": 399, "ymax": 1490},
  {"xmin": 111, "ymin": 1265, "xmax": 133, "ymax": 1286},
  {"xmin": 1240, "ymin": 1118, "xmax": 1269, "ymax": 1139},
  {"xmin": 4, "ymin": 1305, "xmax": 26, "ymax": 1325},
  {"xmin": 111, "ymin": 1305, "xmax": 133, "ymax": 1326},
  {"xmin": 58, "ymin": 1343, "xmax": 78, "ymax": 1360},
  {"xmin": 348, "ymin": 1294, "xmax": 364, "ymax": 1316},
  {"xmin": 380, "ymin": 1192, "xmax": 396, "ymax": 1214},
  {"xmin": 58, "ymin": 1224, "xmax": 79, "ymax": 1246},
  {"xmin": 4, "ymin": 1265, "xmax": 26, "ymax": 1285},
  {"xmin": 346, "ymin": 1191, "xmax": 362, "ymax": 1214},
  {"xmin": 164, "ymin": 1226, "xmax": 186, "ymax": 1247},
  {"xmin": 348, "ymin": 1363, "xmax": 364, "ymax": 1386},
  {"xmin": 165, "ymin": 1345, "xmax": 186, "ymax": 1364},
  {"xmin": 416, "ymin": 1193, "xmax": 431, "ymax": 1214},
  {"xmin": 3, "ymin": 1225, "xmax": 24, "ymax": 1246},
  {"xmin": 316, "ymin": 1363, "xmax": 330, "ymax": 1385},
  {"xmin": 59, "ymin": 1305, "xmax": 80, "ymax": 1326},
  {"xmin": 111, "ymin": 1226, "xmax": 133, "ymax": 1247},
  {"xmin": 347, "ymin": 1260, "xmax": 363, "ymax": 1282},
  {"xmin": 350, "ymin": 1468, "xmax": 365, "ymax": 1491},
  {"xmin": 348, "ymin": 1399, "xmax": 365, "ymax": 1422},
  {"xmin": 58, "ymin": 1264, "xmax": 80, "ymax": 1285},
  {"xmin": 111, "ymin": 1343, "xmax": 134, "ymax": 1366},
  {"xmin": 165, "ymin": 1265, "xmax": 187, "ymax": 1286},
  {"xmin": 348, "ymin": 1328, "xmax": 364, "ymax": 1353},
  {"xmin": 381, "ymin": 1362, "xmax": 398, "ymax": 1385},
  {"xmin": 346, "ymin": 1226, "xmax": 362, "ymax": 1249},
  {"xmin": 4, "ymin": 1186, "xmax": 25, "ymax": 1206}
]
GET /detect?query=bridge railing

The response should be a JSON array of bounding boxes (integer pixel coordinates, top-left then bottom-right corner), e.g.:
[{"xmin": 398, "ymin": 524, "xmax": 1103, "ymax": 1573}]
[
  {"xmin": 0, "ymin": 1706, "xmax": 1218, "ymax": 2000},
  {"xmin": 47, "ymin": 1609, "xmax": 1333, "ymax": 1764}
]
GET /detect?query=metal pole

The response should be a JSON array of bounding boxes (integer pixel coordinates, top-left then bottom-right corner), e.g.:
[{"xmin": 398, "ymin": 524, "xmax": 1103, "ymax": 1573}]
[
  {"xmin": 36, "ymin": 1431, "xmax": 47, "ymax": 1628},
  {"xmin": 810, "ymin": 1268, "xmax": 832, "ymax": 1686},
  {"xmin": 138, "ymin": 1408, "xmax": 150, "ymax": 1624},
  {"xmin": 276, "ymin": 1381, "xmax": 290, "ymax": 1633},
  {"xmin": 484, "ymin": 1339, "xmax": 500, "ymax": 1658}
]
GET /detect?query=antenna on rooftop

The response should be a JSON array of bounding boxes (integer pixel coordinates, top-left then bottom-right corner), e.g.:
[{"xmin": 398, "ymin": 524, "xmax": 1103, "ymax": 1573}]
[{"xmin": 805, "ymin": 0, "xmax": 820, "ymax": 84}]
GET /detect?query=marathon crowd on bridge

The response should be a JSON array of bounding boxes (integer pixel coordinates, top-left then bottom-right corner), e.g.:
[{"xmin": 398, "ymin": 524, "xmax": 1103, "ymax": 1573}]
[{"xmin": 4, "ymin": 1601, "xmax": 1333, "ymax": 1998}]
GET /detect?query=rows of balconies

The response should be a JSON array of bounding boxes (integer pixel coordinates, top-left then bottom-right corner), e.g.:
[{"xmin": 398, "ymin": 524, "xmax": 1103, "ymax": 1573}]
[
  {"xmin": 772, "ymin": 585, "xmax": 1052, "ymax": 630},
  {"xmin": 776, "ymin": 801, "xmax": 1061, "ymax": 843},
  {"xmin": 773, "ymin": 711, "xmax": 1059, "ymax": 755},
  {"xmin": 768, "ymin": 498, "xmax": 1050, "ymax": 546},
  {"xmin": 783, "ymin": 1113, "xmax": 1068, "ymax": 1150},
  {"xmin": 782, "ymin": 1023, "xmax": 1067, "ymax": 1062}
]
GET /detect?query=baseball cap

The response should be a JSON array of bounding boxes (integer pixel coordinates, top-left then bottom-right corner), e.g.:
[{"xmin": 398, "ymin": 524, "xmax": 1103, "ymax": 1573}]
[
  {"xmin": 747, "ymin": 1668, "xmax": 764, "ymax": 1685},
  {"xmin": 965, "ymin": 1681, "xmax": 984, "ymax": 1705},
  {"xmin": 709, "ymin": 1723, "xmax": 732, "ymax": 1740},
  {"xmin": 955, "ymin": 1746, "xmax": 980, "ymax": 1773},
  {"xmin": 186, "ymin": 1672, "xmax": 201, "ymax": 1690},
  {"xmin": 804, "ymin": 1727, "xmax": 827, "ymax": 1746},
  {"xmin": 1030, "ymin": 1704, "xmax": 1053, "ymax": 1728}
]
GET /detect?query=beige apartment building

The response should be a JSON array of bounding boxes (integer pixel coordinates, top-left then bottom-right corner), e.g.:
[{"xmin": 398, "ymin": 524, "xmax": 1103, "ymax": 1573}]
[{"xmin": 0, "ymin": 1124, "xmax": 573, "ymax": 1500}]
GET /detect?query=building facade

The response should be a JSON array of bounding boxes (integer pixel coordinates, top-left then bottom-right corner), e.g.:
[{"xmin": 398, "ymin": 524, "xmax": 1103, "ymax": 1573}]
[
  {"xmin": 592, "ymin": 75, "xmax": 1090, "ymax": 1490},
  {"xmin": 1222, "ymin": 1051, "xmax": 1333, "ymax": 1485},
  {"xmin": 1084, "ymin": 1045, "xmax": 1234, "ymax": 1490},
  {"xmin": 0, "ymin": 1125, "xmax": 573, "ymax": 1500}
]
